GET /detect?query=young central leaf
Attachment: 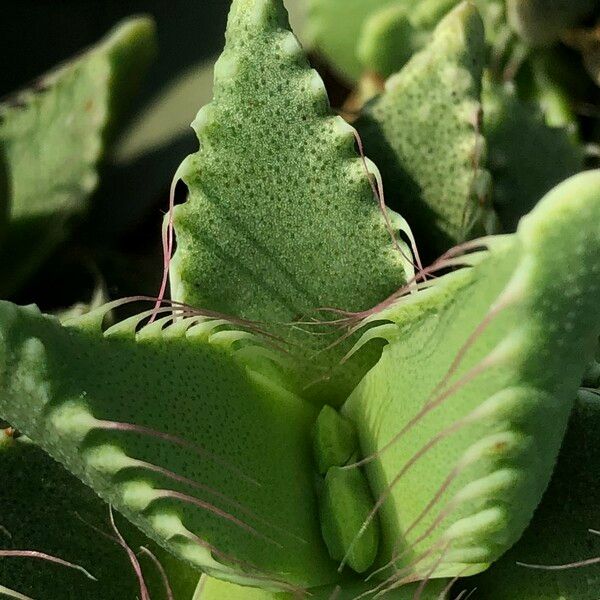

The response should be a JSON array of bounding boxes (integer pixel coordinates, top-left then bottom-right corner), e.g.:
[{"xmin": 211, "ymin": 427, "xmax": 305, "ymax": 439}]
[
  {"xmin": 170, "ymin": 0, "xmax": 411, "ymax": 325},
  {"xmin": 343, "ymin": 171, "xmax": 600, "ymax": 585}
]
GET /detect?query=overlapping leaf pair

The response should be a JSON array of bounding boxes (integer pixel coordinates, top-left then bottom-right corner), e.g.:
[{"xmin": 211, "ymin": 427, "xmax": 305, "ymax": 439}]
[{"xmin": 0, "ymin": 0, "xmax": 599, "ymax": 599}]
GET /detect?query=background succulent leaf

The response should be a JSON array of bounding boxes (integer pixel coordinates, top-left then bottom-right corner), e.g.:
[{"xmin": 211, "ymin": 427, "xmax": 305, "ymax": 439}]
[
  {"xmin": 515, "ymin": 48, "xmax": 588, "ymax": 130},
  {"xmin": 471, "ymin": 390, "xmax": 600, "ymax": 599},
  {"xmin": 0, "ymin": 431, "xmax": 199, "ymax": 599},
  {"xmin": 86, "ymin": 59, "xmax": 216, "ymax": 242},
  {"xmin": 483, "ymin": 79, "xmax": 585, "ymax": 231},
  {"xmin": 343, "ymin": 171, "xmax": 600, "ymax": 582},
  {"xmin": 0, "ymin": 302, "xmax": 337, "ymax": 589},
  {"xmin": 0, "ymin": 17, "xmax": 156, "ymax": 297},
  {"xmin": 507, "ymin": 0, "xmax": 599, "ymax": 46},
  {"xmin": 356, "ymin": 2, "xmax": 490, "ymax": 259},
  {"xmin": 308, "ymin": 0, "xmax": 509, "ymax": 83},
  {"xmin": 356, "ymin": 4, "xmax": 424, "ymax": 81},
  {"xmin": 305, "ymin": 0, "xmax": 397, "ymax": 82}
]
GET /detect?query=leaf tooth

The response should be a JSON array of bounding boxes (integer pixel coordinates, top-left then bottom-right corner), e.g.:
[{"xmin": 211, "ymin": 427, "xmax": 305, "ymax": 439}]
[
  {"xmin": 135, "ymin": 314, "xmax": 176, "ymax": 340},
  {"xmin": 84, "ymin": 443, "xmax": 138, "ymax": 475},
  {"xmin": 148, "ymin": 512, "xmax": 220, "ymax": 570},
  {"xmin": 158, "ymin": 316, "xmax": 204, "ymax": 338},
  {"xmin": 119, "ymin": 479, "xmax": 159, "ymax": 513},
  {"xmin": 307, "ymin": 67, "xmax": 328, "ymax": 98},
  {"xmin": 208, "ymin": 330, "xmax": 256, "ymax": 351},
  {"xmin": 103, "ymin": 310, "xmax": 158, "ymax": 339},
  {"xmin": 277, "ymin": 28, "xmax": 304, "ymax": 61},
  {"xmin": 328, "ymin": 116, "xmax": 359, "ymax": 156},
  {"xmin": 190, "ymin": 104, "xmax": 218, "ymax": 146},
  {"xmin": 213, "ymin": 53, "xmax": 241, "ymax": 90},
  {"xmin": 452, "ymin": 468, "xmax": 524, "ymax": 514},
  {"xmin": 232, "ymin": 344, "xmax": 290, "ymax": 371},
  {"xmin": 48, "ymin": 399, "xmax": 97, "ymax": 442},
  {"xmin": 62, "ymin": 299, "xmax": 121, "ymax": 332},
  {"xmin": 185, "ymin": 319, "xmax": 231, "ymax": 340}
]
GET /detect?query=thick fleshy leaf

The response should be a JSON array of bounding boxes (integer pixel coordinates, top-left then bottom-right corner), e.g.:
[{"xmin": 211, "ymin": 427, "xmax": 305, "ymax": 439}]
[
  {"xmin": 305, "ymin": 0, "xmax": 397, "ymax": 82},
  {"xmin": 197, "ymin": 574, "xmax": 448, "ymax": 599},
  {"xmin": 471, "ymin": 391, "xmax": 600, "ymax": 599},
  {"xmin": 356, "ymin": 3, "xmax": 490, "ymax": 258},
  {"xmin": 0, "ymin": 304, "xmax": 336, "ymax": 590},
  {"xmin": 356, "ymin": 0, "xmax": 491, "ymax": 80},
  {"xmin": 0, "ymin": 432, "xmax": 199, "ymax": 599},
  {"xmin": 342, "ymin": 171, "xmax": 600, "ymax": 585},
  {"xmin": 170, "ymin": 0, "xmax": 412, "ymax": 406},
  {"xmin": 308, "ymin": 0, "xmax": 508, "ymax": 82},
  {"xmin": 170, "ymin": 0, "xmax": 410, "ymax": 325},
  {"xmin": 507, "ymin": 0, "xmax": 598, "ymax": 46},
  {"xmin": 484, "ymin": 79, "xmax": 584, "ymax": 231},
  {"xmin": 0, "ymin": 17, "xmax": 156, "ymax": 296},
  {"xmin": 356, "ymin": 3, "xmax": 432, "ymax": 81}
]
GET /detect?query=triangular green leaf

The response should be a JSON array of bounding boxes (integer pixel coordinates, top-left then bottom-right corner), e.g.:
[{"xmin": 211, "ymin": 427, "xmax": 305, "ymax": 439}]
[
  {"xmin": 343, "ymin": 171, "xmax": 600, "ymax": 584},
  {"xmin": 170, "ymin": 0, "xmax": 411, "ymax": 325},
  {"xmin": 0, "ymin": 303, "xmax": 336, "ymax": 590},
  {"xmin": 356, "ymin": 2, "xmax": 490, "ymax": 258},
  {"xmin": 0, "ymin": 17, "xmax": 156, "ymax": 296},
  {"xmin": 0, "ymin": 431, "xmax": 199, "ymax": 599}
]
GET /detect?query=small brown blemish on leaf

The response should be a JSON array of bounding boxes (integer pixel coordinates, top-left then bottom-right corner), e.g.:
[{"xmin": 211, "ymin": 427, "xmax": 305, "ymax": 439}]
[{"xmin": 494, "ymin": 441, "xmax": 508, "ymax": 453}]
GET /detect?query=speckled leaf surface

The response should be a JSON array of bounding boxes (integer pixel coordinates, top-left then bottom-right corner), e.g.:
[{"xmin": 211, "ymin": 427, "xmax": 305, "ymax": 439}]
[
  {"xmin": 470, "ymin": 391, "xmax": 600, "ymax": 599},
  {"xmin": 356, "ymin": 3, "xmax": 490, "ymax": 258},
  {"xmin": 0, "ymin": 17, "xmax": 156, "ymax": 296},
  {"xmin": 0, "ymin": 432, "xmax": 199, "ymax": 599},
  {"xmin": 343, "ymin": 171, "xmax": 600, "ymax": 584},
  {"xmin": 0, "ymin": 303, "xmax": 336, "ymax": 590},
  {"xmin": 169, "ymin": 0, "xmax": 413, "ymax": 407},
  {"xmin": 484, "ymin": 79, "xmax": 584, "ymax": 232},
  {"xmin": 170, "ymin": 0, "xmax": 410, "ymax": 326}
]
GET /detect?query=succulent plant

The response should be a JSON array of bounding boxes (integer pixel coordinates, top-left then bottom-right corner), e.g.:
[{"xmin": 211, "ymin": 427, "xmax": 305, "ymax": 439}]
[{"xmin": 0, "ymin": 1, "xmax": 599, "ymax": 599}]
